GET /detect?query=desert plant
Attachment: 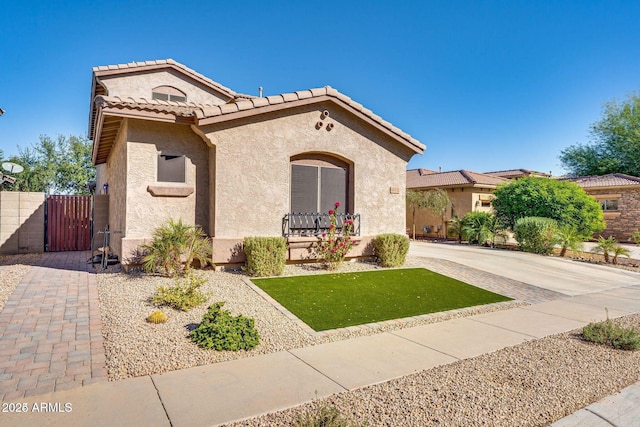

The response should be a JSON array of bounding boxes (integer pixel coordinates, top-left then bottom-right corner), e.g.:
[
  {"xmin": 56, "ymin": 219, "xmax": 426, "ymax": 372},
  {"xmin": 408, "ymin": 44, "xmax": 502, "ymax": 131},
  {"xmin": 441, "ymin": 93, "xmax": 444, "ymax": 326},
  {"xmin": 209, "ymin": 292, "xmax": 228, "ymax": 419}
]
[
  {"xmin": 294, "ymin": 405, "xmax": 365, "ymax": 427},
  {"xmin": 461, "ymin": 212, "xmax": 495, "ymax": 246},
  {"xmin": 141, "ymin": 218, "xmax": 212, "ymax": 276},
  {"xmin": 189, "ymin": 302, "xmax": 260, "ymax": 351},
  {"xmin": 631, "ymin": 230, "xmax": 640, "ymax": 245},
  {"xmin": 555, "ymin": 225, "xmax": 584, "ymax": 257},
  {"xmin": 316, "ymin": 202, "xmax": 355, "ymax": 270},
  {"xmin": 447, "ymin": 216, "xmax": 465, "ymax": 243},
  {"xmin": 611, "ymin": 245, "xmax": 631, "ymax": 265},
  {"xmin": 146, "ymin": 310, "xmax": 168, "ymax": 324},
  {"xmin": 244, "ymin": 237, "xmax": 287, "ymax": 277},
  {"xmin": 151, "ymin": 272, "xmax": 208, "ymax": 311},
  {"xmin": 582, "ymin": 311, "xmax": 640, "ymax": 350},
  {"xmin": 514, "ymin": 216, "xmax": 558, "ymax": 255},
  {"xmin": 591, "ymin": 235, "xmax": 619, "ymax": 263},
  {"xmin": 372, "ymin": 234, "xmax": 410, "ymax": 267}
]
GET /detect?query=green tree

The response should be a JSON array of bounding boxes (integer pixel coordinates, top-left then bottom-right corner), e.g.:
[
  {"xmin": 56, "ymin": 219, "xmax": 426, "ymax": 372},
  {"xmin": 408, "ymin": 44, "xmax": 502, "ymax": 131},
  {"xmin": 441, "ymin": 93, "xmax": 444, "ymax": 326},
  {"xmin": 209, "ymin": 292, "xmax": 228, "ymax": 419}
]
[
  {"xmin": 492, "ymin": 177, "xmax": 605, "ymax": 240},
  {"xmin": 448, "ymin": 216, "xmax": 465, "ymax": 243},
  {"xmin": 9, "ymin": 135, "xmax": 95, "ymax": 194},
  {"xmin": 462, "ymin": 212, "xmax": 495, "ymax": 246},
  {"xmin": 555, "ymin": 225, "xmax": 584, "ymax": 257},
  {"xmin": 560, "ymin": 92, "xmax": 640, "ymax": 177}
]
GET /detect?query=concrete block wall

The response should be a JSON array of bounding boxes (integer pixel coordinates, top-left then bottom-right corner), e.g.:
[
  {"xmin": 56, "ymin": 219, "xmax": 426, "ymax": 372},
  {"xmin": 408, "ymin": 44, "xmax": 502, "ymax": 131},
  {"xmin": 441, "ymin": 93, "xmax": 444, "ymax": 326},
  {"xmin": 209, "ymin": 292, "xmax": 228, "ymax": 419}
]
[{"xmin": 0, "ymin": 191, "xmax": 45, "ymax": 254}]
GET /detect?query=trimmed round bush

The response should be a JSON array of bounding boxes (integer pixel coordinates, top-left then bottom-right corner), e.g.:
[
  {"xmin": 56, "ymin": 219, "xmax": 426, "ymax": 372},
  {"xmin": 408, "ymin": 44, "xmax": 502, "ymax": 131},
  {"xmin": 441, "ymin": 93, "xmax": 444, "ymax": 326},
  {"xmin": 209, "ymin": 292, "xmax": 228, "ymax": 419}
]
[
  {"xmin": 514, "ymin": 216, "xmax": 558, "ymax": 255},
  {"xmin": 244, "ymin": 237, "xmax": 287, "ymax": 277},
  {"xmin": 373, "ymin": 234, "xmax": 410, "ymax": 267}
]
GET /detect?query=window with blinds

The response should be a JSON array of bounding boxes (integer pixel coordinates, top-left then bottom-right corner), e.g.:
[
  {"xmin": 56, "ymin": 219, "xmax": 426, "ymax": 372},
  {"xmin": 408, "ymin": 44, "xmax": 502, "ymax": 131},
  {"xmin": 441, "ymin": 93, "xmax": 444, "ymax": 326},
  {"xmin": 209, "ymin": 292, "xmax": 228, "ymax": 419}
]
[
  {"xmin": 290, "ymin": 164, "xmax": 347, "ymax": 213},
  {"xmin": 151, "ymin": 86, "xmax": 187, "ymax": 102}
]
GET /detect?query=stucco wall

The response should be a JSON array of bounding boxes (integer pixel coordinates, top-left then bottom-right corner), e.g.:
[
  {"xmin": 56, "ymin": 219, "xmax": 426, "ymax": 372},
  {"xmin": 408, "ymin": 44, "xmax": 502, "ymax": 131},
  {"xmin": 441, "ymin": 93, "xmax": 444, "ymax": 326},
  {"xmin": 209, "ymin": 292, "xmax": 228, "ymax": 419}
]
[
  {"xmin": 585, "ymin": 187, "xmax": 640, "ymax": 241},
  {"xmin": 125, "ymin": 119, "xmax": 210, "ymax": 237},
  {"xmin": 103, "ymin": 119, "xmax": 129, "ymax": 257},
  {"xmin": 407, "ymin": 187, "xmax": 496, "ymax": 238},
  {"xmin": 0, "ymin": 192, "xmax": 45, "ymax": 254},
  {"xmin": 202, "ymin": 103, "xmax": 413, "ymax": 239},
  {"xmin": 99, "ymin": 70, "xmax": 229, "ymax": 105}
]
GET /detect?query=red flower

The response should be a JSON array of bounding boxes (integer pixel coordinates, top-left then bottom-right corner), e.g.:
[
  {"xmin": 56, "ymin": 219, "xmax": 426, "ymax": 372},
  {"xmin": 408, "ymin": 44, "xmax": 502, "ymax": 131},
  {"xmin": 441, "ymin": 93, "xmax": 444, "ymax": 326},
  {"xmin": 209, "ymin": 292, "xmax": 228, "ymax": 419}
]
[
  {"xmin": 329, "ymin": 224, "xmax": 336, "ymax": 229},
  {"xmin": 328, "ymin": 209, "xmax": 335, "ymax": 215},
  {"xmin": 334, "ymin": 202, "xmax": 341, "ymax": 208}
]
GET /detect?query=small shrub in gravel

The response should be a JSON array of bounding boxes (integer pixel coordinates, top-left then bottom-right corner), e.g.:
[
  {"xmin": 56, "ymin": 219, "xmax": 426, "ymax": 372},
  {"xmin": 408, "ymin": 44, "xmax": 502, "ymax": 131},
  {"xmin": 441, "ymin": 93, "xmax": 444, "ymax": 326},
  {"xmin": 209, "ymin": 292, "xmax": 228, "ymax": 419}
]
[
  {"xmin": 582, "ymin": 317, "xmax": 640, "ymax": 350},
  {"xmin": 244, "ymin": 236, "xmax": 287, "ymax": 277},
  {"xmin": 373, "ymin": 234, "xmax": 409, "ymax": 267},
  {"xmin": 294, "ymin": 405, "xmax": 366, "ymax": 427},
  {"xmin": 189, "ymin": 302, "xmax": 260, "ymax": 351},
  {"xmin": 151, "ymin": 272, "xmax": 208, "ymax": 311}
]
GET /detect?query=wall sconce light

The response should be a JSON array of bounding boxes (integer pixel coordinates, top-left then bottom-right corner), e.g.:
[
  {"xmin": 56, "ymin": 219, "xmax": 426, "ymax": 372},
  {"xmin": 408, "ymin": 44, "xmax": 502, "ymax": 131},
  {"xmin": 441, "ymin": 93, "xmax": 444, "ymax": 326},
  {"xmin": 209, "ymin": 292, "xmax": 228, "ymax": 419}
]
[{"xmin": 103, "ymin": 183, "xmax": 109, "ymax": 194}]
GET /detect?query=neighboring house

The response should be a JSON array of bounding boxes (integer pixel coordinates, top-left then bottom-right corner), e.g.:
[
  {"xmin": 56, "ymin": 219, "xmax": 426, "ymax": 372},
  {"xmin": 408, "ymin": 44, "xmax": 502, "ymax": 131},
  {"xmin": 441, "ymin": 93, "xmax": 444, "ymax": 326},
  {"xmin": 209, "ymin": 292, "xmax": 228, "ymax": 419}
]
[
  {"xmin": 485, "ymin": 169, "xmax": 551, "ymax": 179},
  {"xmin": 88, "ymin": 59, "xmax": 424, "ymax": 265},
  {"xmin": 564, "ymin": 173, "xmax": 640, "ymax": 242},
  {"xmin": 406, "ymin": 169, "xmax": 506, "ymax": 237}
]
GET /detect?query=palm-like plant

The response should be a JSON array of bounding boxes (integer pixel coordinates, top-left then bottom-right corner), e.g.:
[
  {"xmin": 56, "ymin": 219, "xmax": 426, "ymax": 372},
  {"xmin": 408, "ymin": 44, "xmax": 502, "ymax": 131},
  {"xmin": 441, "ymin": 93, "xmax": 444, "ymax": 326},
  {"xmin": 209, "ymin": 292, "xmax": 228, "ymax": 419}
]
[
  {"xmin": 591, "ymin": 236, "xmax": 618, "ymax": 263},
  {"xmin": 448, "ymin": 216, "xmax": 465, "ymax": 243},
  {"xmin": 555, "ymin": 226, "xmax": 584, "ymax": 257},
  {"xmin": 611, "ymin": 245, "xmax": 631, "ymax": 265},
  {"xmin": 462, "ymin": 212, "xmax": 493, "ymax": 246},
  {"xmin": 142, "ymin": 219, "xmax": 212, "ymax": 276}
]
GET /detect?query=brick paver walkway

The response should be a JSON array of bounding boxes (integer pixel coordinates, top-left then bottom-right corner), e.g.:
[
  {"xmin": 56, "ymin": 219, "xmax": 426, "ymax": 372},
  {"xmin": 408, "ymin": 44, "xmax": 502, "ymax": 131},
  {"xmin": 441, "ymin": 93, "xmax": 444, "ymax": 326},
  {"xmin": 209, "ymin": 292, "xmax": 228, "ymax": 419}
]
[{"xmin": 0, "ymin": 251, "xmax": 107, "ymax": 401}]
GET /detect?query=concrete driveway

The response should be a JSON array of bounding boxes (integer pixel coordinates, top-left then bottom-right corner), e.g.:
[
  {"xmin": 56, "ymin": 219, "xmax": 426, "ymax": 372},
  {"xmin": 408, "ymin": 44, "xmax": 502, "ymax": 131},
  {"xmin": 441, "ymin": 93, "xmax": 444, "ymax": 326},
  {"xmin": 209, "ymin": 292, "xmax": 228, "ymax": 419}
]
[{"xmin": 409, "ymin": 242, "xmax": 640, "ymax": 296}]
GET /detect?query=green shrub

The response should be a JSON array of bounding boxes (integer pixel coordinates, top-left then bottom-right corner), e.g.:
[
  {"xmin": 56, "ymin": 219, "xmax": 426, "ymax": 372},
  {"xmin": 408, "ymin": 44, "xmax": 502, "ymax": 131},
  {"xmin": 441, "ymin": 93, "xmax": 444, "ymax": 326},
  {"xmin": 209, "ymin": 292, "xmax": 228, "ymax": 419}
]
[
  {"xmin": 244, "ymin": 237, "xmax": 287, "ymax": 277},
  {"xmin": 294, "ymin": 405, "xmax": 365, "ymax": 427},
  {"xmin": 141, "ymin": 218, "xmax": 213, "ymax": 277},
  {"xmin": 372, "ymin": 234, "xmax": 409, "ymax": 267},
  {"xmin": 514, "ymin": 217, "xmax": 558, "ymax": 255},
  {"xmin": 151, "ymin": 272, "xmax": 208, "ymax": 311},
  {"xmin": 582, "ymin": 317, "xmax": 640, "ymax": 350},
  {"xmin": 631, "ymin": 230, "xmax": 640, "ymax": 245},
  {"xmin": 189, "ymin": 302, "xmax": 260, "ymax": 351},
  {"xmin": 591, "ymin": 235, "xmax": 630, "ymax": 264}
]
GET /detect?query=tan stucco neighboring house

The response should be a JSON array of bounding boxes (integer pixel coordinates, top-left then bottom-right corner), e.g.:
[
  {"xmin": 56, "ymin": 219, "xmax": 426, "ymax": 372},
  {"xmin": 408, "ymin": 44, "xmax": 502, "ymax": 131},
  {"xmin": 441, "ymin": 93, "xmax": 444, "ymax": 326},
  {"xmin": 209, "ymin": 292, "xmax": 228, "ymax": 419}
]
[
  {"xmin": 406, "ymin": 169, "xmax": 506, "ymax": 237},
  {"xmin": 88, "ymin": 59, "xmax": 425, "ymax": 265},
  {"xmin": 563, "ymin": 173, "xmax": 640, "ymax": 242}
]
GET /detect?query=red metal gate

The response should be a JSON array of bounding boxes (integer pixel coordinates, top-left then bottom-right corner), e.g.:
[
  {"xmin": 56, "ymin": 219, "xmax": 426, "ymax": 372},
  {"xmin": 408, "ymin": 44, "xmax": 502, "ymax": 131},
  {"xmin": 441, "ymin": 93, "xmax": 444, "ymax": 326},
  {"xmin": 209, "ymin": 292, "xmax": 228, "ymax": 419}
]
[{"xmin": 46, "ymin": 195, "xmax": 92, "ymax": 251}]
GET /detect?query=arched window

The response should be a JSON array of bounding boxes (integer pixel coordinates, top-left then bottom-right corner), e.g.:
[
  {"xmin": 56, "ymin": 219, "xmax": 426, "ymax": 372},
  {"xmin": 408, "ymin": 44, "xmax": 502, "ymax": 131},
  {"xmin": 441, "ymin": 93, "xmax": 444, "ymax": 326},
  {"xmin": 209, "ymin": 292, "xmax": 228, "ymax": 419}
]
[
  {"xmin": 290, "ymin": 153, "xmax": 351, "ymax": 214},
  {"xmin": 151, "ymin": 86, "xmax": 187, "ymax": 102}
]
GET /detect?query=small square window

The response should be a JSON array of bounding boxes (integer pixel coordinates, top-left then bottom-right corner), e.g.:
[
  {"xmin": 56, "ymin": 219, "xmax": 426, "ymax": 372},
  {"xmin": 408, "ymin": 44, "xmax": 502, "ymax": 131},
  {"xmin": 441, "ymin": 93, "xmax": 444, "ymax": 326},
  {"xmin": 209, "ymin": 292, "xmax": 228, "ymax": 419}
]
[
  {"xmin": 157, "ymin": 153, "xmax": 186, "ymax": 183},
  {"xmin": 600, "ymin": 199, "xmax": 619, "ymax": 211}
]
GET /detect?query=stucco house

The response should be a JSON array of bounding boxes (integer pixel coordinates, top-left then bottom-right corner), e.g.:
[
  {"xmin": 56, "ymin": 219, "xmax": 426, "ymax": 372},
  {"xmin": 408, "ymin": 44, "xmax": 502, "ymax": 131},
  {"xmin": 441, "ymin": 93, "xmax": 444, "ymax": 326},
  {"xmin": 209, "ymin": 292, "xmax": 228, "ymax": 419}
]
[
  {"xmin": 88, "ymin": 59, "xmax": 424, "ymax": 265},
  {"xmin": 406, "ymin": 169, "xmax": 505, "ymax": 237},
  {"xmin": 564, "ymin": 173, "xmax": 640, "ymax": 242}
]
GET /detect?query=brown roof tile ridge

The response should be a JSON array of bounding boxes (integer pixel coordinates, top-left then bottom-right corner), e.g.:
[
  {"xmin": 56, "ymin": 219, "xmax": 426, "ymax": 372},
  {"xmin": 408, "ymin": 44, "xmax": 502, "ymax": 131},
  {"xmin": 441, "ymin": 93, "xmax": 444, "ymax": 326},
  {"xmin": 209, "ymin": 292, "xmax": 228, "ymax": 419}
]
[
  {"xmin": 93, "ymin": 59, "xmax": 244, "ymax": 99},
  {"xmin": 458, "ymin": 170, "xmax": 477, "ymax": 184}
]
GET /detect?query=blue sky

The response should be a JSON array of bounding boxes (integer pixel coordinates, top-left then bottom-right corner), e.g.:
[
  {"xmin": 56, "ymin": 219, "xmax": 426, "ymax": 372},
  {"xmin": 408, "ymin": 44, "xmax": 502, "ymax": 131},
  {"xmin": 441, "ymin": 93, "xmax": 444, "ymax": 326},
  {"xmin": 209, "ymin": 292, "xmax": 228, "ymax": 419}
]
[{"xmin": 1, "ymin": 1, "xmax": 639, "ymax": 176}]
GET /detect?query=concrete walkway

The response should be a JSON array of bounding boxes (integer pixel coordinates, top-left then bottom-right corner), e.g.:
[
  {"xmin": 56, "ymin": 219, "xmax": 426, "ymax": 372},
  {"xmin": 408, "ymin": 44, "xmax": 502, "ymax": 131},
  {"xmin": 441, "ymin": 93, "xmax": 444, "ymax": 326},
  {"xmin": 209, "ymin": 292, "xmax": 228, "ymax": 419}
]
[
  {"xmin": 2, "ymin": 281, "xmax": 639, "ymax": 426},
  {"xmin": 0, "ymin": 252, "xmax": 107, "ymax": 401}
]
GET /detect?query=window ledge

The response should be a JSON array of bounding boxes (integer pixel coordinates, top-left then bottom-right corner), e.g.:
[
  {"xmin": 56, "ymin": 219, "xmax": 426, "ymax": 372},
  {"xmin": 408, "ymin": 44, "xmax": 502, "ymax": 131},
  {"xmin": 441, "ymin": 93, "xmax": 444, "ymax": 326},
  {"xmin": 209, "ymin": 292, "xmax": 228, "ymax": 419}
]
[
  {"xmin": 603, "ymin": 211, "xmax": 621, "ymax": 218},
  {"xmin": 147, "ymin": 185, "xmax": 194, "ymax": 197}
]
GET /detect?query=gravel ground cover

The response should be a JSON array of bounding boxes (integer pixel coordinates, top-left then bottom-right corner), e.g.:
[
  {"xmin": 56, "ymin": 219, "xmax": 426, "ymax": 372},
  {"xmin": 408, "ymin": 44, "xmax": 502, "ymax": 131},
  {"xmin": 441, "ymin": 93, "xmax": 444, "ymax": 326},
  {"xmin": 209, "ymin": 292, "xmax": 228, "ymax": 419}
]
[
  {"xmin": 96, "ymin": 258, "xmax": 526, "ymax": 380},
  {"xmin": 0, "ymin": 253, "xmax": 41, "ymax": 313},
  {"xmin": 228, "ymin": 313, "xmax": 640, "ymax": 427}
]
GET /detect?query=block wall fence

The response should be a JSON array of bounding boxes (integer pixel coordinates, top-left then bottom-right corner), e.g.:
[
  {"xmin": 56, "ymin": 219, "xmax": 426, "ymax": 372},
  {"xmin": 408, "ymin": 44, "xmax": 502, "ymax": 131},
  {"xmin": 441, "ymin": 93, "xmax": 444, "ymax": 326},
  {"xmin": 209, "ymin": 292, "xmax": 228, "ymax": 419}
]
[{"xmin": 0, "ymin": 191, "xmax": 46, "ymax": 254}]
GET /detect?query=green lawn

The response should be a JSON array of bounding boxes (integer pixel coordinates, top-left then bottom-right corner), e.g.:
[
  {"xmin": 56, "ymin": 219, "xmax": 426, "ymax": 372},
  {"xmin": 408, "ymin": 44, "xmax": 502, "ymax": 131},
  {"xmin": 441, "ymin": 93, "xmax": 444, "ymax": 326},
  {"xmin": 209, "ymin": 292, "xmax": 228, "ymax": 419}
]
[{"xmin": 252, "ymin": 268, "xmax": 512, "ymax": 331}]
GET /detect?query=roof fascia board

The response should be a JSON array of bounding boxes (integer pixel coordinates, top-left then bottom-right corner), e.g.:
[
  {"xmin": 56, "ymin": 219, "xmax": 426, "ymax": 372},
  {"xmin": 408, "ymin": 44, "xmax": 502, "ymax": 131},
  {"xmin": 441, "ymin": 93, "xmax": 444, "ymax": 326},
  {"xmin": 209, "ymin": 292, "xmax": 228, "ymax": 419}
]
[{"xmin": 196, "ymin": 96, "xmax": 424, "ymax": 154}]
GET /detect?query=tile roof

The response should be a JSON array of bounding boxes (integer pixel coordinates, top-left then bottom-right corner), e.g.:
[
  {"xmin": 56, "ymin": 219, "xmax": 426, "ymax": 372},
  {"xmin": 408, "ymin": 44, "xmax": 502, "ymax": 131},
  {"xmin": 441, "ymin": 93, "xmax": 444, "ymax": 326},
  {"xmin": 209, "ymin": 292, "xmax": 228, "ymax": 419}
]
[
  {"xmin": 407, "ymin": 169, "xmax": 506, "ymax": 189},
  {"xmin": 564, "ymin": 173, "xmax": 640, "ymax": 188},
  {"xmin": 94, "ymin": 95, "xmax": 209, "ymax": 117},
  {"xmin": 193, "ymin": 86, "xmax": 424, "ymax": 153},
  {"xmin": 485, "ymin": 169, "xmax": 551, "ymax": 179},
  {"xmin": 92, "ymin": 59, "xmax": 253, "ymax": 100}
]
